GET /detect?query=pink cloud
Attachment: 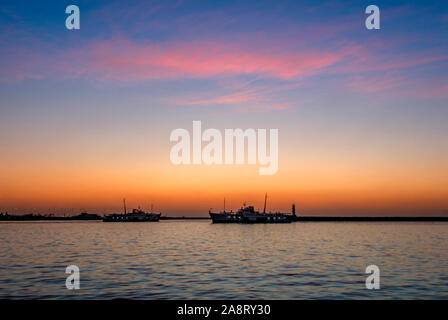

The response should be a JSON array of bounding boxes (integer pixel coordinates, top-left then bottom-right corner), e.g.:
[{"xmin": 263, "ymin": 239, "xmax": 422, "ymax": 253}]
[
  {"xmin": 4, "ymin": 35, "xmax": 446, "ymax": 85},
  {"xmin": 2, "ymin": 35, "xmax": 447, "ymax": 110},
  {"xmin": 166, "ymin": 84, "xmax": 293, "ymax": 112},
  {"xmin": 1, "ymin": 37, "xmax": 360, "ymax": 83},
  {"xmin": 68, "ymin": 38, "xmax": 347, "ymax": 82},
  {"xmin": 184, "ymin": 89, "xmax": 260, "ymax": 105},
  {"xmin": 168, "ymin": 79, "xmax": 305, "ymax": 112}
]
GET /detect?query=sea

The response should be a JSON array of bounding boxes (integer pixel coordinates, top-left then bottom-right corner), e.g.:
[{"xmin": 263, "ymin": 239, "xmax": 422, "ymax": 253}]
[{"xmin": 1, "ymin": 220, "xmax": 447, "ymax": 299}]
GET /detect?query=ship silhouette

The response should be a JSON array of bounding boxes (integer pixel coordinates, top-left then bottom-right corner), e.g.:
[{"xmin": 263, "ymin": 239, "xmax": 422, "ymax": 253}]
[
  {"xmin": 209, "ymin": 193, "xmax": 295, "ymax": 223},
  {"xmin": 103, "ymin": 199, "xmax": 161, "ymax": 222}
]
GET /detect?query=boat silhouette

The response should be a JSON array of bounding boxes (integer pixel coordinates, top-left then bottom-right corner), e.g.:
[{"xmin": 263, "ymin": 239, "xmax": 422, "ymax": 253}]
[
  {"xmin": 103, "ymin": 199, "xmax": 161, "ymax": 222},
  {"xmin": 209, "ymin": 194, "xmax": 295, "ymax": 223}
]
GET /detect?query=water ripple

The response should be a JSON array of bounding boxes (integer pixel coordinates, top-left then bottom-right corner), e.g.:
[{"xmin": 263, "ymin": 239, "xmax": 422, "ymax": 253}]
[{"xmin": 0, "ymin": 221, "xmax": 448, "ymax": 299}]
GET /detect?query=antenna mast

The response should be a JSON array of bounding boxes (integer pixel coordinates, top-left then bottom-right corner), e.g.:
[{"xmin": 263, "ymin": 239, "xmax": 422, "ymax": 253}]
[{"xmin": 263, "ymin": 193, "xmax": 267, "ymax": 214}]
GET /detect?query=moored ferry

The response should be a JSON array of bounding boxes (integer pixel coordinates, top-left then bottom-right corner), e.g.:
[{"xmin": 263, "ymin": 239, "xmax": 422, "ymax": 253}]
[
  {"xmin": 103, "ymin": 199, "xmax": 161, "ymax": 222},
  {"xmin": 209, "ymin": 194, "xmax": 296, "ymax": 224}
]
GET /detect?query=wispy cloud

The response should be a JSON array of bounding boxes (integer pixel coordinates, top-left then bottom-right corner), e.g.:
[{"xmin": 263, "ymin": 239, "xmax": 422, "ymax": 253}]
[
  {"xmin": 1, "ymin": 0, "xmax": 447, "ymax": 113},
  {"xmin": 67, "ymin": 38, "xmax": 350, "ymax": 81}
]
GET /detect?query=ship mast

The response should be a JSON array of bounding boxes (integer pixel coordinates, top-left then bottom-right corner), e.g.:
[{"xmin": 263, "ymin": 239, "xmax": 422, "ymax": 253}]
[
  {"xmin": 123, "ymin": 198, "xmax": 127, "ymax": 215},
  {"xmin": 224, "ymin": 197, "xmax": 226, "ymax": 212},
  {"xmin": 263, "ymin": 193, "xmax": 267, "ymax": 214}
]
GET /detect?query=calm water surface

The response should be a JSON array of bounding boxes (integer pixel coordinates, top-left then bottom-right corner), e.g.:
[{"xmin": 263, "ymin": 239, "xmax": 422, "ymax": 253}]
[{"xmin": 1, "ymin": 221, "xmax": 448, "ymax": 299}]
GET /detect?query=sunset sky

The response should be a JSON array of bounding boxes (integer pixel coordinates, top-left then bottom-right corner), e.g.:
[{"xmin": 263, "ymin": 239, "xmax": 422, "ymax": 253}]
[{"xmin": 1, "ymin": 0, "xmax": 447, "ymax": 216}]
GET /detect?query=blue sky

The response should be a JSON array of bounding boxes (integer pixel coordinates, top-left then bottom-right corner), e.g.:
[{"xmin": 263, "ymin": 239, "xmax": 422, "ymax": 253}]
[{"xmin": 1, "ymin": 0, "xmax": 447, "ymax": 215}]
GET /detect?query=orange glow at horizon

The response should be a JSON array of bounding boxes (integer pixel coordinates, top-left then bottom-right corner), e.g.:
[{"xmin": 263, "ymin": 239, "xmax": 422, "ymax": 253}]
[{"xmin": 2, "ymin": 153, "xmax": 447, "ymax": 216}]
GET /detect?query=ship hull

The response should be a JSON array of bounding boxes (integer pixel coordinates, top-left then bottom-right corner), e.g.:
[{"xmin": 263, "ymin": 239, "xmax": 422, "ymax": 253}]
[
  {"xmin": 244, "ymin": 214, "xmax": 291, "ymax": 223},
  {"xmin": 209, "ymin": 212, "xmax": 291, "ymax": 224},
  {"xmin": 209, "ymin": 212, "xmax": 242, "ymax": 223},
  {"xmin": 103, "ymin": 213, "xmax": 161, "ymax": 222}
]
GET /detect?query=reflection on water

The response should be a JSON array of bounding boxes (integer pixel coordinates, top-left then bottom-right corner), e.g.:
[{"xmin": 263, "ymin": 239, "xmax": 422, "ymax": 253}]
[{"xmin": 0, "ymin": 221, "xmax": 448, "ymax": 299}]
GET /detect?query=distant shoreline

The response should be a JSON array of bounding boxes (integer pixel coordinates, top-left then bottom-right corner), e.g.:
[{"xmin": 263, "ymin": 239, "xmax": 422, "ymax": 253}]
[
  {"xmin": 1, "ymin": 214, "xmax": 448, "ymax": 222},
  {"xmin": 160, "ymin": 216, "xmax": 210, "ymax": 220},
  {"xmin": 291, "ymin": 216, "xmax": 448, "ymax": 222}
]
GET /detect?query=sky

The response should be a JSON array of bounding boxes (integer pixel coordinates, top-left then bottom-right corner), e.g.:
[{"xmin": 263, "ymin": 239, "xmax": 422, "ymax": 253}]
[{"xmin": 0, "ymin": 0, "xmax": 447, "ymax": 216}]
